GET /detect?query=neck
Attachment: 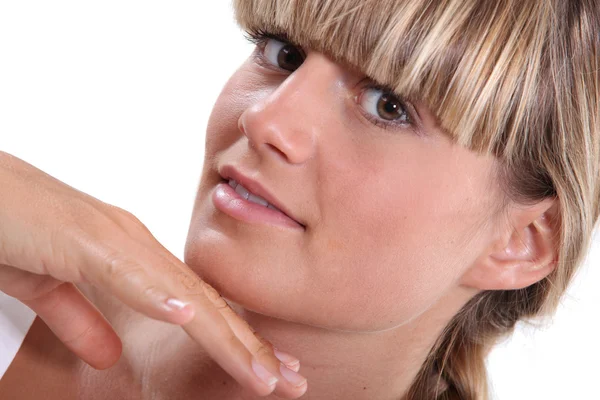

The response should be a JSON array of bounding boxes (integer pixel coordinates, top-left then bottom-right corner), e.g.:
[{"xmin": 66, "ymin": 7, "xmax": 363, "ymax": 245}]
[
  {"xmin": 227, "ymin": 285, "xmax": 474, "ymax": 400},
  {"xmin": 235, "ymin": 308, "xmax": 428, "ymax": 399},
  {"xmin": 79, "ymin": 284, "xmax": 474, "ymax": 400}
]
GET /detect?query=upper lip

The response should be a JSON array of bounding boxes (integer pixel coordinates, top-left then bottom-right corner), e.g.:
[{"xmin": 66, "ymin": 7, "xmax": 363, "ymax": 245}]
[{"xmin": 219, "ymin": 165, "xmax": 304, "ymax": 227}]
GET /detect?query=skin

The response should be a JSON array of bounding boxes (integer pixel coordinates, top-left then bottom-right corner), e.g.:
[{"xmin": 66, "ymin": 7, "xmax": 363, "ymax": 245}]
[
  {"xmin": 181, "ymin": 38, "xmax": 558, "ymax": 398},
  {"xmin": 0, "ymin": 36, "xmax": 559, "ymax": 399},
  {"xmin": 187, "ymin": 44, "xmax": 501, "ymax": 333}
]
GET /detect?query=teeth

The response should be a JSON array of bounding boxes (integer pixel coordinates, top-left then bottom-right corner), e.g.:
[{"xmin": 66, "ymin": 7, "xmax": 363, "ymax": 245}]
[
  {"xmin": 248, "ymin": 193, "xmax": 269, "ymax": 207},
  {"xmin": 234, "ymin": 182, "xmax": 250, "ymax": 200},
  {"xmin": 227, "ymin": 179, "xmax": 281, "ymax": 211}
]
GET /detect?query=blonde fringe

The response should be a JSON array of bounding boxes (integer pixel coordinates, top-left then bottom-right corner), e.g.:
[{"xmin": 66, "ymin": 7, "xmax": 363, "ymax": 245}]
[{"xmin": 233, "ymin": 1, "xmax": 600, "ymax": 398}]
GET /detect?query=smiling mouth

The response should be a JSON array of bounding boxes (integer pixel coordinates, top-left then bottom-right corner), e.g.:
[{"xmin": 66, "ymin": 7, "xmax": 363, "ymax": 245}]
[
  {"xmin": 226, "ymin": 178, "xmax": 285, "ymax": 213},
  {"xmin": 213, "ymin": 178, "xmax": 305, "ymax": 230}
]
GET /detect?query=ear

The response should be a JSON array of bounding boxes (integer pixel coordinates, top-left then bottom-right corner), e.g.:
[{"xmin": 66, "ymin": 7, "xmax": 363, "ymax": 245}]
[{"xmin": 460, "ymin": 197, "xmax": 559, "ymax": 290}]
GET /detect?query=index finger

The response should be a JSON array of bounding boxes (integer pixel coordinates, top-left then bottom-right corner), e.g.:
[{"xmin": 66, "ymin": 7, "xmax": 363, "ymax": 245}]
[
  {"xmin": 150, "ymin": 249, "xmax": 308, "ymax": 398},
  {"xmin": 180, "ymin": 280, "xmax": 281, "ymax": 396},
  {"xmin": 184, "ymin": 280, "xmax": 308, "ymax": 398},
  {"xmin": 78, "ymin": 240, "xmax": 292, "ymax": 397}
]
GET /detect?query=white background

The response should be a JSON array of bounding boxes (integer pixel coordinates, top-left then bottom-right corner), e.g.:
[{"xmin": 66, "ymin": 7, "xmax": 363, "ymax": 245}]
[{"xmin": 0, "ymin": 2, "xmax": 598, "ymax": 398}]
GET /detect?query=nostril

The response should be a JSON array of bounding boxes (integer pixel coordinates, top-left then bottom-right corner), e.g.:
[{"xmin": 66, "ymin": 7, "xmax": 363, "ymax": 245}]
[{"xmin": 265, "ymin": 143, "xmax": 288, "ymax": 161}]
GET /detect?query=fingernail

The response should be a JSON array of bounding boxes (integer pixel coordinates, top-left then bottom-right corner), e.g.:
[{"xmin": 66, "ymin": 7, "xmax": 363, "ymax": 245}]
[
  {"xmin": 163, "ymin": 298, "xmax": 194, "ymax": 322},
  {"xmin": 279, "ymin": 363, "xmax": 307, "ymax": 388},
  {"xmin": 252, "ymin": 358, "xmax": 278, "ymax": 388},
  {"xmin": 274, "ymin": 349, "xmax": 300, "ymax": 372},
  {"xmin": 165, "ymin": 298, "xmax": 190, "ymax": 311}
]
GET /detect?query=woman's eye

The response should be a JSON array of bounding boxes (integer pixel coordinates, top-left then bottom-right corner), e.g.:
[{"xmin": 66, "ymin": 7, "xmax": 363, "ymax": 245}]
[
  {"xmin": 262, "ymin": 38, "xmax": 305, "ymax": 72},
  {"xmin": 359, "ymin": 88, "xmax": 410, "ymax": 124}
]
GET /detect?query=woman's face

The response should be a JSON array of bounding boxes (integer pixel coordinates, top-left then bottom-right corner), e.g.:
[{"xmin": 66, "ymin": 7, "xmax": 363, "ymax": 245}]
[{"xmin": 185, "ymin": 36, "xmax": 502, "ymax": 331}]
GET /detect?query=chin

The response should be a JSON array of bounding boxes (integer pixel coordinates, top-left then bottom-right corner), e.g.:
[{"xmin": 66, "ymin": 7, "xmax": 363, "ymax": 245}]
[
  {"xmin": 183, "ymin": 224, "xmax": 292, "ymax": 318},
  {"xmin": 184, "ymin": 187, "xmax": 307, "ymax": 310}
]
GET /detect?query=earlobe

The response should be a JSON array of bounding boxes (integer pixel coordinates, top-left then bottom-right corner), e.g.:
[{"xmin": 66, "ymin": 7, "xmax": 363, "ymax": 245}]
[{"xmin": 460, "ymin": 198, "xmax": 559, "ymax": 291}]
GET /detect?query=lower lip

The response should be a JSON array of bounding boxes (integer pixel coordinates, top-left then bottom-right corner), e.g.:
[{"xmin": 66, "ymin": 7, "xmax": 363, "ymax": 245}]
[{"xmin": 212, "ymin": 182, "xmax": 304, "ymax": 230}]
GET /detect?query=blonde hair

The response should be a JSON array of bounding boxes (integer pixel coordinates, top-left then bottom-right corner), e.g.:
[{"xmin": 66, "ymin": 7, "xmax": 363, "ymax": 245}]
[{"xmin": 232, "ymin": 0, "xmax": 600, "ymax": 398}]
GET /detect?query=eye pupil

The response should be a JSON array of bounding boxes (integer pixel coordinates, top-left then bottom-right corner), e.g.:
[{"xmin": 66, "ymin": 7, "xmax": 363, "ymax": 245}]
[
  {"xmin": 278, "ymin": 45, "xmax": 303, "ymax": 71},
  {"xmin": 377, "ymin": 93, "xmax": 406, "ymax": 121}
]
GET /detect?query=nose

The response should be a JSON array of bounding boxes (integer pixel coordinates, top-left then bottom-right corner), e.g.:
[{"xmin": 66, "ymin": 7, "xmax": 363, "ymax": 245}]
[{"xmin": 238, "ymin": 53, "xmax": 340, "ymax": 165}]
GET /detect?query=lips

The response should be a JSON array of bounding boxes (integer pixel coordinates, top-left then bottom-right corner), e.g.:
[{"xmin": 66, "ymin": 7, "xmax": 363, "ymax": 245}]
[
  {"xmin": 217, "ymin": 165, "xmax": 304, "ymax": 228},
  {"xmin": 226, "ymin": 178, "xmax": 283, "ymax": 212}
]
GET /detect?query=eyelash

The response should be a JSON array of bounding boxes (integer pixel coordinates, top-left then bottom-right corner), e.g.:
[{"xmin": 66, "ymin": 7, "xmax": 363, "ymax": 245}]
[
  {"xmin": 355, "ymin": 81, "xmax": 415, "ymax": 131},
  {"xmin": 243, "ymin": 30, "xmax": 418, "ymax": 133},
  {"xmin": 244, "ymin": 29, "xmax": 282, "ymax": 46},
  {"xmin": 244, "ymin": 29, "xmax": 291, "ymax": 71}
]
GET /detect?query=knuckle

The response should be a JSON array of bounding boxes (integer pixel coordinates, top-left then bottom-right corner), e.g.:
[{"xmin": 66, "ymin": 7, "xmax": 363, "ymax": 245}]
[
  {"xmin": 200, "ymin": 280, "xmax": 228, "ymax": 309},
  {"xmin": 46, "ymin": 227, "xmax": 83, "ymax": 280},
  {"xmin": 112, "ymin": 206, "xmax": 150, "ymax": 232},
  {"xmin": 175, "ymin": 269, "xmax": 200, "ymax": 292},
  {"xmin": 105, "ymin": 255, "xmax": 145, "ymax": 283},
  {"xmin": 255, "ymin": 333, "xmax": 273, "ymax": 350},
  {"xmin": 113, "ymin": 206, "xmax": 137, "ymax": 221},
  {"xmin": 118, "ymin": 209, "xmax": 144, "ymax": 228},
  {"xmin": 157, "ymin": 262, "xmax": 200, "ymax": 295},
  {"xmin": 254, "ymin": 341, "xmax": 273, "ymax": 359},
  {"xmin": 99, "ymin": 203, "xmax": 152, "ymax": 239}
]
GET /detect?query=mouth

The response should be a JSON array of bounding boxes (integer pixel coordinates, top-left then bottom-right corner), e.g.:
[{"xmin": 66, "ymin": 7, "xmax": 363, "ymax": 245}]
[
  {"xmin": 225, "ymin": 178, "xmax": 284, "ymax": 213},
  {"xmin": 212, "ymin": 166, "xmax": 306, "ymax": 230}
]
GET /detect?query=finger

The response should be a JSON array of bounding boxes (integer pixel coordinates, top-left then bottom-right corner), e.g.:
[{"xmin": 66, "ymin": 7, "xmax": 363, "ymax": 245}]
[
  {"xmin": 195, "ymin": 281, "xmax": 307, "ymax": 398},
  {"xmin": 181, "ymin": 288, "xmax": 281, "ymax": 397},
  {"xmin": 79, "ymin": 249, "xmax": 196, "ymax": 326},
  {"xmin": 0, "ymin": 263, "xmax": 63, "ymax": 300},
  {"xmin": 0, "ymin": 265, "xmax": 122, "ymax": 369},
  {"xmin": 77, "ymin": 243, "xmax": 285, "ymax": 396},
  {"xmin": 143, "ymin": 244, "xmax": 299, "ymax": 371},
  {"xmin": 22, "ymin": 282, "xmax": 122, "ymax": 370},
  {"xmin": 145, "ymin": 246, "xmax": 307, "ymax": 397},
  {"xmin": 265, "ymin": 342, "xmax": 301, "ymax": 372}
]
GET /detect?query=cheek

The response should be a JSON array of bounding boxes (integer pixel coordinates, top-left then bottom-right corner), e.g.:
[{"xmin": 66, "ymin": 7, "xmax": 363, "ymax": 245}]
[
  {"xmin": 305, "ymin": 191, "xmax": 466, "ymax": 331},
  {"xmin": 303, "ymin": 142, "xmax": 492, "ymax": 330},
  {"xmin": 204, "ymin": 93, "xmax": 243, "ymax": 158},
  {"xmin": 204, "ymin": 66, "xmax": 267, "ymax": 157}
]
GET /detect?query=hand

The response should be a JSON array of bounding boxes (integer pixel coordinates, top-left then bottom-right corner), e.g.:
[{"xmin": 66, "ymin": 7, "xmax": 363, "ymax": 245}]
[{"xmin": 0, "ymin": 151, "xmax": 307, "ymax": 398}]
